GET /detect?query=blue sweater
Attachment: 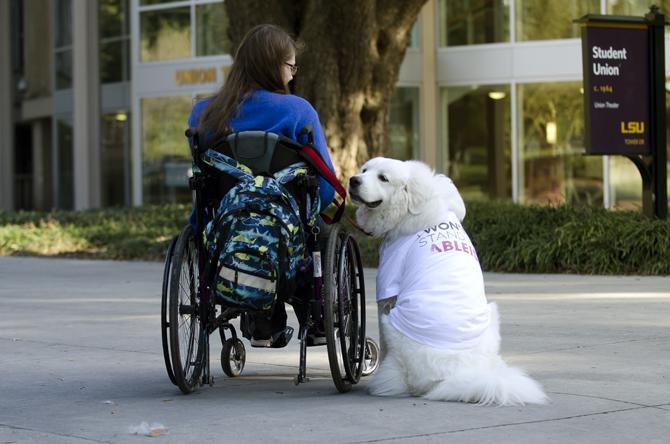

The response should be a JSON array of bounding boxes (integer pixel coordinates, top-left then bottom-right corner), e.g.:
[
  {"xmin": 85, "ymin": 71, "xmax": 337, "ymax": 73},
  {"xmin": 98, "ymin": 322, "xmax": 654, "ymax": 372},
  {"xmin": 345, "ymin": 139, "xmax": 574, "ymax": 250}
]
[{"xmin": 188, "ymin": 89, "xmax": 336, "ymax": 207}]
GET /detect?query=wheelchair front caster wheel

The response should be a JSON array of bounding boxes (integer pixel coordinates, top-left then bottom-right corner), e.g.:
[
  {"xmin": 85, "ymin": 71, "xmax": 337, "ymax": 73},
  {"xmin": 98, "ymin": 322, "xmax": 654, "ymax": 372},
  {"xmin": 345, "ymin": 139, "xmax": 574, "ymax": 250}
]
[
  {"xmin": 221, "ymin": 338, "xmax": 246, "ymax": 377},
  {"xmin": 361, "ymin": 337, "xmax": 380, "ymax": 377}
]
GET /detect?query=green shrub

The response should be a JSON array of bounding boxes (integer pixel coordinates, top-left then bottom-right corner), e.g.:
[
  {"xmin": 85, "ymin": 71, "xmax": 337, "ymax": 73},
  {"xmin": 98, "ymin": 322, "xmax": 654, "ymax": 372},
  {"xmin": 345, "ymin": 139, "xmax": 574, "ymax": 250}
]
[
  {"xmin": 0, "ymin": 205, "xmax": 189, "ymax": 260},
  {"xmin": 463, "ymin": 201, "xmax": 670, "ymax": 275},
  {"xmin": 1, "ymin": 202, "xmax": 668, "ymax": 275}
]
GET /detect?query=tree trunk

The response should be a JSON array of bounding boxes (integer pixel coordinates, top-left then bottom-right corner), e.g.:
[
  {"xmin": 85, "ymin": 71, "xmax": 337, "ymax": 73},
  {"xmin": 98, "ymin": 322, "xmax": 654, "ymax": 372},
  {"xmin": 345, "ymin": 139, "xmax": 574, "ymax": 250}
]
[{"xmin": 225, "ymin": 0, "xmax": 428, "ymax": 180}]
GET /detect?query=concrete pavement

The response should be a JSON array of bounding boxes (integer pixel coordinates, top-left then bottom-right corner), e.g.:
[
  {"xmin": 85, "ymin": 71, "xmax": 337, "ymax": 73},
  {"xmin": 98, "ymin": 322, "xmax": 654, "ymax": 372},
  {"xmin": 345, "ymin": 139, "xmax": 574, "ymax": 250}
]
[{"xmin": 1, "ymin": 256, "xmax": 669, "ymax": 443}]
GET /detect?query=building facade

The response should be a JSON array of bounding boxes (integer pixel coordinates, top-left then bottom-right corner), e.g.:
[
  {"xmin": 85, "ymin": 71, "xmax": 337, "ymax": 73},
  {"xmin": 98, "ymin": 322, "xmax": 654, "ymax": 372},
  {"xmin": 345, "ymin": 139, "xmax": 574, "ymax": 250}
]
[{"xmin": 2, "ymin": 0, "xmax": 669, "ymax": 212}]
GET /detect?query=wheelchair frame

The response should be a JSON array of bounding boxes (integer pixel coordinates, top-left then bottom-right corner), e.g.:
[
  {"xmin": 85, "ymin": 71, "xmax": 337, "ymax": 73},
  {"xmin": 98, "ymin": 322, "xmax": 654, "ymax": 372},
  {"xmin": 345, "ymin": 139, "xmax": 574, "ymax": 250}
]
[{"xmin": 160, "ymin": 129, "xmax": 379, "ymax": 394}]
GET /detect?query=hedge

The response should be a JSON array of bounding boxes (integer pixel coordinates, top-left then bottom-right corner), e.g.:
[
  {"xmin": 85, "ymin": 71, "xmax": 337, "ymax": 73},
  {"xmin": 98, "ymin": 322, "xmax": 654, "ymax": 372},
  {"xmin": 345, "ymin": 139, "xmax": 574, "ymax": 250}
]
[{"xmin": 1, "ymin": 202, "xmax": 668, "ymax": 275}]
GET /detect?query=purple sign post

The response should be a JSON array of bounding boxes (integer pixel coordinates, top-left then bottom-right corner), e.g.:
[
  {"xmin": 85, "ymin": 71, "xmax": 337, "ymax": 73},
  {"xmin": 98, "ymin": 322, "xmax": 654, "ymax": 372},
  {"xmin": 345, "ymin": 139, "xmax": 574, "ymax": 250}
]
[{"xmin": 577, "ymin": 7, "xmax": 667, "ymax": 218}]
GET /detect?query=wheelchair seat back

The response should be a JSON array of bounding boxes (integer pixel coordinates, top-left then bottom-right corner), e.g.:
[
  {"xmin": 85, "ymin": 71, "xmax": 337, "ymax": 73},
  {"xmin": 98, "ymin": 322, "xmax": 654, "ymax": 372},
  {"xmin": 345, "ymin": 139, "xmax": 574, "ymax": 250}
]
[
  {"xmin": 210, "ymin": 131, "xmax": 305, "ymax": 177},
  {"xmin": 225, "ymin": 131, "xmax": 291, "ymax": 176}
]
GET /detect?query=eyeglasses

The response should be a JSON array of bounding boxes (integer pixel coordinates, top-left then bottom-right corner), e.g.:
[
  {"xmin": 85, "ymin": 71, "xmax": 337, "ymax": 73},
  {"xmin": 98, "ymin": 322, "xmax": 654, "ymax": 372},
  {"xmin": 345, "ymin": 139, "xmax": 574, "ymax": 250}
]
[{"xmin": 285, "ymin": 62, "xmax": 298, "ymax": 75}]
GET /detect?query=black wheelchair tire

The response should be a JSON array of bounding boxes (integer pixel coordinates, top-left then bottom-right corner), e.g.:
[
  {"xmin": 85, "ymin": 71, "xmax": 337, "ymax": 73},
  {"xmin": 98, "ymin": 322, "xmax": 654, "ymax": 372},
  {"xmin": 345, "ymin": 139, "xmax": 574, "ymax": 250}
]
[
  {"xmin": 322, "ymin": 224, "xmax": 367, "ymax": 393},
  {"xmin": 221, "ymin": 338, "xmax": 246, "ymax": 377},
  {"xmin": 337, "ymin": 235, "xmax": 366, "ymax": 383},
  {"xmin": 161, "ymin": 234, "xmax": 178, "ymax": 385},
  {"xmin": 168, "ymin": 224, "xmax": 205, "ymax": 394}
]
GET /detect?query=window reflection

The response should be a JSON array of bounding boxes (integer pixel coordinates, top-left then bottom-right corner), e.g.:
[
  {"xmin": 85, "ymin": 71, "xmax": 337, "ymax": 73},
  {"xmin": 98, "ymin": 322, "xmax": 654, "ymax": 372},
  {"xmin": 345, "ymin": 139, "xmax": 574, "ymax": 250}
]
[
  {"xmin": 196, "ymin": 3, "xmax": 231, "ymax": 56},
  {"xmin": 56, "ymin": 117, "xmax": 74, "ymax": 210},
  {"xmin": 140, "ymin": 7, "xmax": 191, "ymax": 62},
  {"xmin": 439, "ymin": 0, "xmax": 509, "ymax": 46},
  {"xmin": 54, "ymin": 0, "xmax": 72, "ymax": 90},
  {"xmin": 610, "ymin": 88, "xmax": 670, "ymax": 210},
  {"xmin": 100, "ymin": 40, "xmax": 130, "ymax": 83},
  {"xmin": 141, "ymin": 96, "xmax": 193, "ymax": 204},
  {"xmin": 55, "ymin": 50, "xmax": 72, "ymax": 90},
  {"xmin": 100, "ymin": 0, "xmax": 125, "ymax": 37},
  {"xmin": 140, "ymin": 0, "xmax": 178, "ymax": 5},
  {"xmin": 100, "ymin": 0, "xmax": 130, "ymax": 83},
  {"xmin": 516, "ymin": 0, "xmax": 599, "ymax": 41},
  {"xmin": 518, "ymin": 82, "xmax": 603, "ymax": 206},
  {"xmin": 410, "ymin": 21, "xmax": 420, "ymax": 48},
  {"xmin": 388, "ymin": 88, "xmax": 420, "ymax": 161},
  {"xmin": 609, "ymin": 156, "xmax": 641, "ymax": 210},
  {"xmin": 443, "ymin": 85, "xmax": 512, "ymax": 201},
  {"xmin": 101, "ymin": 112, "xmax": 130, "ymax": 206},
  {"xmin": 607, "ymin": 0, "xmax": 670, "ymax": 15},
  {"xmin": 55, "ymin": 0, "xmax": 72, "ymax": 47}
]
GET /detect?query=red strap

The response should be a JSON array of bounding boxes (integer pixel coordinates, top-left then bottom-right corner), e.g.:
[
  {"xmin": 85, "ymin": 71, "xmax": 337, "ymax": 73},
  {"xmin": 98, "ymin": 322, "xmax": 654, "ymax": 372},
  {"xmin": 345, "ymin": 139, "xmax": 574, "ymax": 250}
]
[{"xmin": 299, "ymin": 145, "xmax": 346, "ymax": 224}]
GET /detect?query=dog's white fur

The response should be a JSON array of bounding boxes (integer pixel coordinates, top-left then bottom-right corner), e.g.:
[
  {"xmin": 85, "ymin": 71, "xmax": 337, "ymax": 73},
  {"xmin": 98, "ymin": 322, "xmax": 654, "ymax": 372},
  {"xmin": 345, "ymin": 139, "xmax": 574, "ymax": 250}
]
[{"xmin": 350, "ymin": 157, "xmax": 547, "ymax": 406}]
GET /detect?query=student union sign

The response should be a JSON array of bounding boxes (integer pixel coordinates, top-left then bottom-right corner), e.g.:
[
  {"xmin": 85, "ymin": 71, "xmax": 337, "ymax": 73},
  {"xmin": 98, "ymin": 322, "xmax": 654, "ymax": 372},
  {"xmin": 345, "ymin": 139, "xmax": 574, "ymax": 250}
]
[{"xmin": 580, "ymin": 22, "xmax": 651, "ymax": 155}]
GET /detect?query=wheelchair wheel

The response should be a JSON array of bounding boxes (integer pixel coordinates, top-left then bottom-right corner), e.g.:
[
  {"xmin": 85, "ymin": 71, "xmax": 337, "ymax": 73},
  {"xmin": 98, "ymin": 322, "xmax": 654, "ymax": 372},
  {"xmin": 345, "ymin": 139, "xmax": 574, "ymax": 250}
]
[
  {"xmin": 161, "ymin": 234, "xmax": 178, "ymax": 385},
  {"xmin": 361, "ymin": 337, "xmax": 380, "ymax": 377},
  {"xmin": 322, "ymin": 224, "xmax": 367, "ymax": 393},
  {"xmin": 168, "ymin": 224, "xmax": 205, "ymax": 394},
  {"xmin": 221, "ymin": 338, "xmax": 246, "ymax": 377}
]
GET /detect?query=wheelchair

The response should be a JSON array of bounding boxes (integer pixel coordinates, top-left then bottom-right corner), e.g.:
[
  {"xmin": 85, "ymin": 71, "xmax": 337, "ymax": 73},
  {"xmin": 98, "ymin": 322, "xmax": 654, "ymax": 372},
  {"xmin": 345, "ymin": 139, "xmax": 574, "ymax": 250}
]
[{"xmin": 160, "ymin": 128, "xmax": 380, "ymax": 394}]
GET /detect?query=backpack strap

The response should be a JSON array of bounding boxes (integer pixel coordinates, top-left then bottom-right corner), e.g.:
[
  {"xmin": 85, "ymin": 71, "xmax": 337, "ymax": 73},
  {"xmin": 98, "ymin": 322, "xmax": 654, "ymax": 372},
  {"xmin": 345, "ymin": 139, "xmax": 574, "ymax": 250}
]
[
  {"xmin": 298, "ymin": 144, "xmax": 346, "ymax": 224},
  {"xmin": 273, "ymin": 162, "xmax": 321, "ymax": 231},
  {"xmin": 201, "ymin": 148, "xmax": 254, "ymax": 181}
]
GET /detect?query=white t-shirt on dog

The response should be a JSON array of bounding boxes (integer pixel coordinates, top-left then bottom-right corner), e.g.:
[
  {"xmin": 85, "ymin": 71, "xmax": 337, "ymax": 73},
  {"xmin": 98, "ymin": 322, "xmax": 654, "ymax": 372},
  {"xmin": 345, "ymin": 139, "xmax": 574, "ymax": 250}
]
[{"xmin": 376, "ymin": 210, "xmax": 490, "ymax": 350}]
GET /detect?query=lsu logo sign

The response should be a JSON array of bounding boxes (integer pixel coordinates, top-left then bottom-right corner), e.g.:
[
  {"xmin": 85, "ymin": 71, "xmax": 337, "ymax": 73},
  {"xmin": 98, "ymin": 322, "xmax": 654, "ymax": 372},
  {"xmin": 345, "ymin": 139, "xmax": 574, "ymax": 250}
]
[{"xmin": 620, "ymin": 121, "xmax": 645, "ymax": 134}]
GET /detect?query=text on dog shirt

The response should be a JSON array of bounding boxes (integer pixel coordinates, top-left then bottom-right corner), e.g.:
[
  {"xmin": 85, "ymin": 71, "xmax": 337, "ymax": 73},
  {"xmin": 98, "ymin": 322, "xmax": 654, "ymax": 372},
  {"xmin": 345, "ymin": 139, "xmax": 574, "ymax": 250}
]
[{"xmin": 416, "ymin": 221, "xmax": 479, "ymax": 261}]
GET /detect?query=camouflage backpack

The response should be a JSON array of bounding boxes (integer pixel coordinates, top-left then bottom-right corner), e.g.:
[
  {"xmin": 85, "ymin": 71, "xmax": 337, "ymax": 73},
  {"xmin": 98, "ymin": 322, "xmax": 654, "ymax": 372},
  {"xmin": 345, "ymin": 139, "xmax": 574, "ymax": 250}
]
[{"xmin": 201, "ymin": 149, "xmax": 318, "ymax": 311}]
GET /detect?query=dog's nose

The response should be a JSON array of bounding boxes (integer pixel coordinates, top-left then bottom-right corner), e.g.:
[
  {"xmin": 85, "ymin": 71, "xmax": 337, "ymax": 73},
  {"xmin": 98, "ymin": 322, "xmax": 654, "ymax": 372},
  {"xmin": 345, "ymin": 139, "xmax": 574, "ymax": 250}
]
[{"xmin": 349, "ymin": 176, "xmax": 361, "ymax": 189}]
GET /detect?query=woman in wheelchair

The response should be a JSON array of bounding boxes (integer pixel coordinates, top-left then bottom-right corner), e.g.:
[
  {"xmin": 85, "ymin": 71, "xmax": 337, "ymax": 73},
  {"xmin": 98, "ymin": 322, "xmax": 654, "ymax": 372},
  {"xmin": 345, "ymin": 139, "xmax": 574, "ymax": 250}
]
[{"xmin": 187, "ymin": 24, "xmax": 336, "ymax": 349}]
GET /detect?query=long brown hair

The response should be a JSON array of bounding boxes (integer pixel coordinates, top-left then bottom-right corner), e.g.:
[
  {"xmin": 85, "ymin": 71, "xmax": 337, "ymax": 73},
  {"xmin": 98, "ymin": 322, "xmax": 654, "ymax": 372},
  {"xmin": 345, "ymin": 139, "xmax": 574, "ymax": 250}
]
[{"xmin": 199, "ymin": 24, "xmax": 300, "ymax": 140}]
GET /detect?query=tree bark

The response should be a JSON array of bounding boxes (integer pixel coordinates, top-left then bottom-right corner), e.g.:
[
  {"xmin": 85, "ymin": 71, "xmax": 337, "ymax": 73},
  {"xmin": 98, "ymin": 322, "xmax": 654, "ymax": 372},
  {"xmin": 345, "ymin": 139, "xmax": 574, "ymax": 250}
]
[{"xmin": 225, "ymin": 0, "xmax": 428, "ymax": 179}]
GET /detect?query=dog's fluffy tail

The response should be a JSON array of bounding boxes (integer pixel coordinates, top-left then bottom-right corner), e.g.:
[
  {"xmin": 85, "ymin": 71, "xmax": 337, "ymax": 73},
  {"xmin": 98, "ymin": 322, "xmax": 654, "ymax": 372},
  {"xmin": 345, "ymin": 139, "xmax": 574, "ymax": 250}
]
[
  {"xmin": 423, "ymin": 358, "xmax": 548, "ymax": 406},
  {"xmin": 424, "ymin": 303, "xmax": 548, "ymax": 406}
]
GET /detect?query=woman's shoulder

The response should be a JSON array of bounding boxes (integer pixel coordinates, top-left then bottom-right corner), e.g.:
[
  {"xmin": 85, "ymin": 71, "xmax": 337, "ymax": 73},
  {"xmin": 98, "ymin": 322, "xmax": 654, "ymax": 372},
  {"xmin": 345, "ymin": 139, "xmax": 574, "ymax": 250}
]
[
  {"xmin": 254, "ymin": 90, "xmax": 317, "ymax": 116},
  {"xmin": 188, "ymin": 97, "xmax": 211, "ymax": 125},
  {"xmin": 192, "ymin": 97, "xmax": 212, "ymax": 114}
]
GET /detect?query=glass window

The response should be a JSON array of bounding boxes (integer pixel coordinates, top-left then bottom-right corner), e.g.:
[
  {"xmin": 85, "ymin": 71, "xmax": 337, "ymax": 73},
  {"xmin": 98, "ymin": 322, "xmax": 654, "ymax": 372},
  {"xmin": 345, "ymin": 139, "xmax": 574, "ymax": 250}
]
[
  {"xmin": 56, "ymin": 117, "xmax": 74, "ymax": 210},
  {"xmin": 196, "ymin": 2, "xmax": 232, "ymax": 56},
  {"xmin": 140, "ymin": 7, "xmax": 191, "ymax": 62},
  {"xmin": 409, "ymin": 21, "xmax": 420, "ymax": 48},
  {"xmin": 439, "ymin": 0, "xmax": 509, "ymax": 46},
  {"xmin": 518, "ymin": 82, "xmax": 603, "ymax": 206},
  {"xmin": 54, "ymin": 0, "xmax": 72, "ymax": 48},
  {"xmin": 609, "ymin": 89, "xmax": 670, "ymax": 210},
  {"xmin": 101, "ymin": 112, "xmax": 131, "ymax": 206},
  {"xmin": 140, "ymin": 0, "xmax": 179, "ymax": 5},
  {"xmin": 100, "ymin": 40, "xmax": 130, "ymax": 83},
  {"xmin": 54, "ymin": 0, "xmax": 72, "ymax": 90},
  {"xmin": 100, "ymin": 0, "xmax": 130, "ymax": 83},
  {"xmin": 607, "ymin": 0, "xmax": 670, "ymax": 15},
  {"xmin": 141, "ymin": 96, "xmax": 193, "ymax": 204},
  {"xmin": 442, "ymin": 85, "xmax": 512, "ymax": 201},
  {"xmin": 55, "ymin": 50, "xmax": 73, "ymax": 89},
  {"xmin": 516, "ymin": 0, "xmax": 600, "ymax": 41},
  {"xmin": 387, "ymin": 88, "xmax": 420, "ymax": 161},
  {"xmin": 609, "ymin": 156, "xmax": 641, "ymax": 210},
  {"xmin": 100, "ymin": 0, "xmax": 125, "ymax": 38}
]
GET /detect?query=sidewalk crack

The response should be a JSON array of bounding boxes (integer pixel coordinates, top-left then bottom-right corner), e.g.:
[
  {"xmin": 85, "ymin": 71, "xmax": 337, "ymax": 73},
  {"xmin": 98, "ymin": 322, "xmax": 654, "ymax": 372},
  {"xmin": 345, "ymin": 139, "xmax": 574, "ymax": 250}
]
[
  {"xmin": 347, "ymin": 404, "xmax": 670, "ymax": 443},
  {"xmin": 0, "ymin": 336, "xmax": 155, "ymax": 356},
  {"xmin": 526, "ymin": 334, "xmax": 670, "ymax": 354},
  {"xmin": 0, "ymin": 423, "xmax": 112, "ymax": 443},
  {"xmin": 549, "ymin": 391, "xmax": 670, "ymax": 409}
]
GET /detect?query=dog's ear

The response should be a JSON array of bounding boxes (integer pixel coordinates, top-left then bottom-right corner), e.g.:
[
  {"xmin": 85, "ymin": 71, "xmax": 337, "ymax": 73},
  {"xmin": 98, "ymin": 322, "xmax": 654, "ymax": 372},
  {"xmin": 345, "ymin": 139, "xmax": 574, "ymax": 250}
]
[
  {"xmin": 404, "ymin": 162, "xmax": 434, "ymax": 215},
  {"xmin": 435, "ymin": 174, "xmax": 466, "ymax": 221}
]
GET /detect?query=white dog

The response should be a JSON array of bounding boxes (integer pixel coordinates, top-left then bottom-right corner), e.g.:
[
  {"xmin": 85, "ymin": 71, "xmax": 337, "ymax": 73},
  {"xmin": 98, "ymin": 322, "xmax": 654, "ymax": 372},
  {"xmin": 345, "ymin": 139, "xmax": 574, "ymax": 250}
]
[{"xmin": 349, "ymin": 157, "xmax": 547, "ymax": 406}]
